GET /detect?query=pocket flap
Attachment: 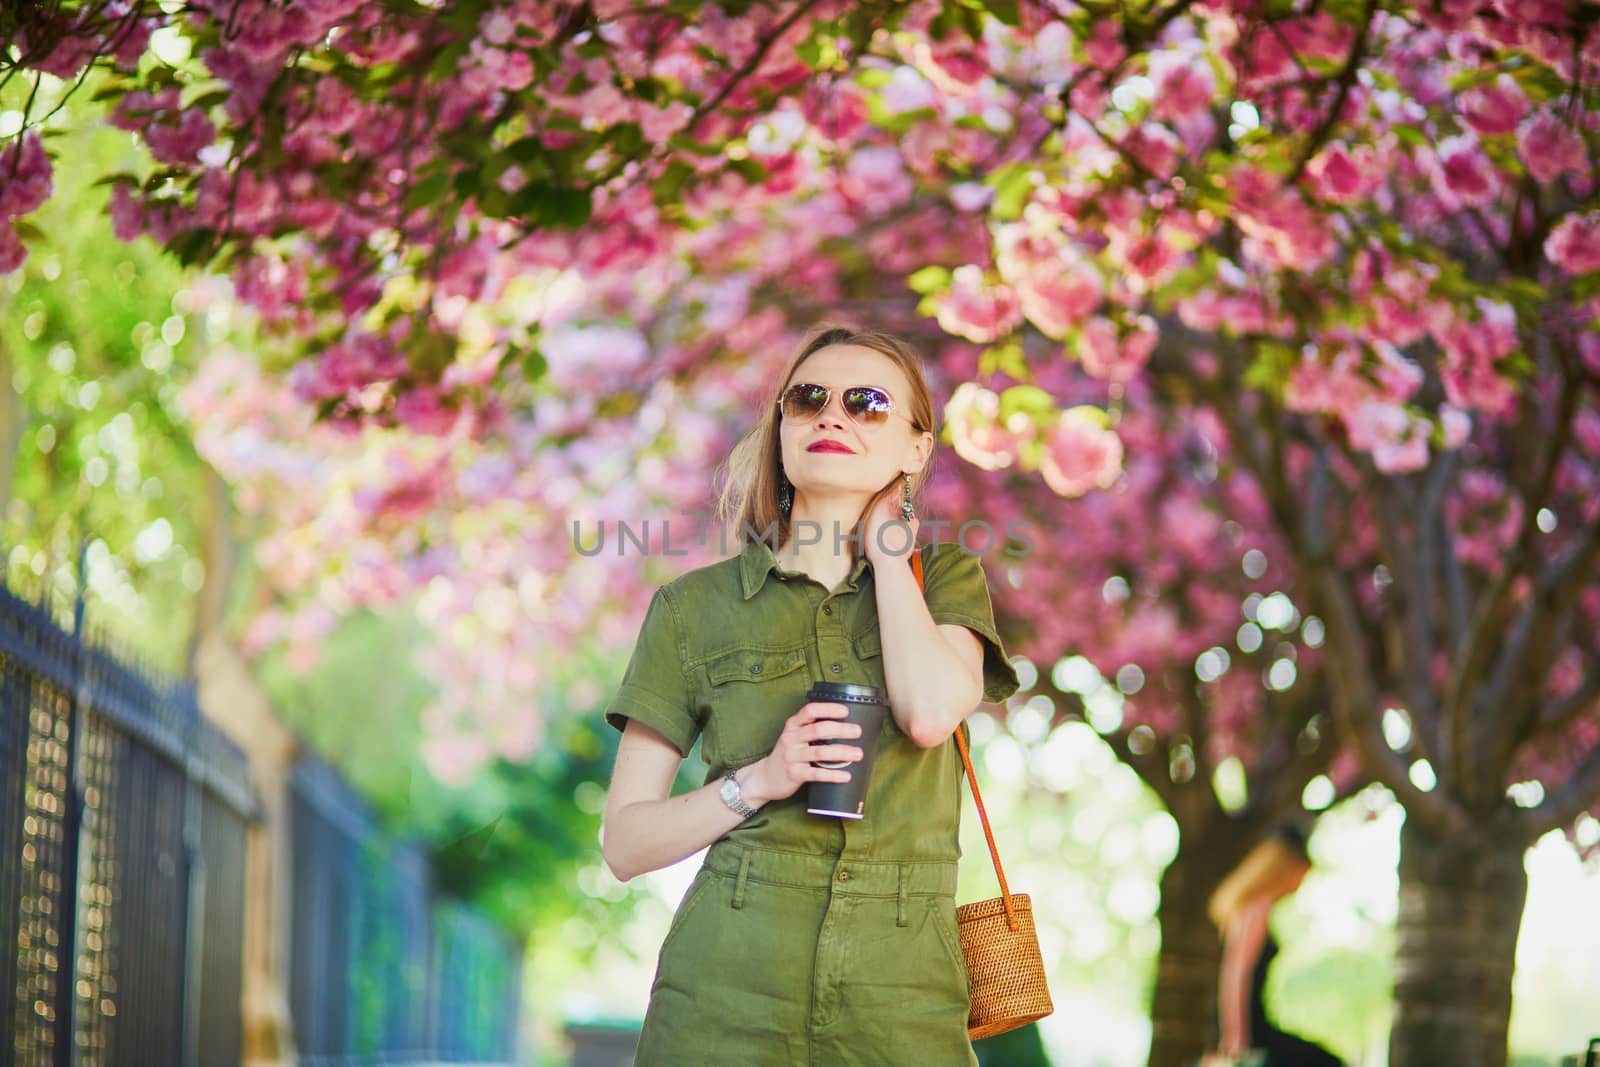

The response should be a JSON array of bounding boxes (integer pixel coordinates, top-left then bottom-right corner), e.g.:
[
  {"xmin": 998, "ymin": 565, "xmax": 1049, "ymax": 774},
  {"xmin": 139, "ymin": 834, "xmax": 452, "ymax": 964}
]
[
  {"xmin": 853, "ymin": 628, "xmax": 882, "ymax": 659},
  {"xmin": 706, "ymin": 645, "xmax": 808, "ymax": 686}
]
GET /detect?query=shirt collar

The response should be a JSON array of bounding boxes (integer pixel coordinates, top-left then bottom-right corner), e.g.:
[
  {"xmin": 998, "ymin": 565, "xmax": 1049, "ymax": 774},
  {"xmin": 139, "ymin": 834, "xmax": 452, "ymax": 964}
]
[{"xmin": 738, "ymin": 539, "xmax": 873, "ymax": 600}]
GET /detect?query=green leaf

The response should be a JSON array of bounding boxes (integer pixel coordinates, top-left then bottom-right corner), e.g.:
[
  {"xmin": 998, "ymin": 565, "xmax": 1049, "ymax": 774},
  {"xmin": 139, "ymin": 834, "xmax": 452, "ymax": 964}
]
[
  {"xmin": 796, "ymin": 38, "xmax": 824, "ymax": 71},
  {"xmin": 538, "ymin": 185, "xmax": 592, "ymax": 229},
  {"xmin": 865, "ymin": 96, "xmax": 934, "ymax": 134},
  {"xmin": 1242, "ymin": 340, "xmax": 1299, "ymax": 396},
  {"xmin": 906, "ymin": 265, "xmax": 952, "ymax": 295},
  {"xmin": 453, "ymin": 167, "xmax": 482, "ymax": 199},
  {"xmin": 725, "ymin": 157, "xmax": 770, "ymax": 184},
  {"xmin": 668, "ymin": 132, "xmax": 723, "ymax": 157},
  {"xmin": 477, "ymin": 183, "xmax": 511, "ymax": 218},
  {"xmin": 631, "ymin": 75, "xmax": 665, "ymax": 105},
  {"xmin": 607, "ymin": 121, "xmax": 646, "ymax": 158},
  {"xmin": 188, "ymin": 89, "xmax": 231, "ymax": 111},
  {"xmin": 505, "ymin": 136, "xmax": 547, "ymax": 164},
  {"xmin": 981, "ymin": 0, "xmax": 1020, "ymax": 26},
  {"xmin": 988, "ymin": 161, "xmax": 1035, "ymax": 221},
  {"xmin": 1390, "ymin": 125, "xmax": 1427, "ymax": 149},
  {"xmin": 652, "ymin": 159, "xmax": 697, "ymax": 207},
  {"xmin": 509, "ymin": 182, "xmax": 593, "ymax": 228},
  {"xmin": 521, "ymin": 349, "xmax": 547, "ymax": 382},
  {"xmin": 92, "ymin": 173, "xmax": 143, "ymax": 189},
  {"xmin": 998, "ymin": 383, "xmax": 1056, "ymax": 421},
  {"xmin": 11, "ymin": 218, "xmax": 44, "ymax": 243},
  {"xmin": 404, "ymin": 170, "xmax": 451, "ymax": 211},
  {"xmin": 168, "ymin": 226, "xmax": 215, "ymax": 267}
]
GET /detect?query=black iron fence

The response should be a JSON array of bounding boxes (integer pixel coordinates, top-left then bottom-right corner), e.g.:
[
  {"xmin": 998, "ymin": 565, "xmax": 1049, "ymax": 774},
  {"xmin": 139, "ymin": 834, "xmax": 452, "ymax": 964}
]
[
  {"xmin": 3, "ymin": 574, "xmax": 523, "ymax": 1067},
  {"xmin": 288, "ymin": 754, "xmax": 523, "ymax": 1065},
  {"xmin": 0, "ymin": 579, "xmax": 254, "ymax": 1067}
]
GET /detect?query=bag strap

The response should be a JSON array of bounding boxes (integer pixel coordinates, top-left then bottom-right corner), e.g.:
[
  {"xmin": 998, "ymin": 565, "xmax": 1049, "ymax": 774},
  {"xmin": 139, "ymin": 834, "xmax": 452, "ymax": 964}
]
[{"xmin": 909, "ymin": 549, "xmax": 1019, "ymax": 931}]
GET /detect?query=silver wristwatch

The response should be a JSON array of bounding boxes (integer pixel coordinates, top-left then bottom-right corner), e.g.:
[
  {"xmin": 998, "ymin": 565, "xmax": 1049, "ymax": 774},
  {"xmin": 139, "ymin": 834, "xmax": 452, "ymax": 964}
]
[{"xmin": 719, "ymin": 772, "xmax": 760, "ymax": 819}]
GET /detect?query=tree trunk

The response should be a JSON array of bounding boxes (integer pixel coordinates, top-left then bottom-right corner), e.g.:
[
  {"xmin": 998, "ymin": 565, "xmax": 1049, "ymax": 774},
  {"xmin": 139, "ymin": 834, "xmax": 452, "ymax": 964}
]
[
  {"xmin": 1389, "ymin": 815, "xmax": 1528, "ymax": 1067},
  {"xmin": 186, "ymin": 463, "xmax": 238, "ymax": 681},
  {"xmin": 1147, "ymin": 848, "xmax": 1232, "ymax": 1067}
]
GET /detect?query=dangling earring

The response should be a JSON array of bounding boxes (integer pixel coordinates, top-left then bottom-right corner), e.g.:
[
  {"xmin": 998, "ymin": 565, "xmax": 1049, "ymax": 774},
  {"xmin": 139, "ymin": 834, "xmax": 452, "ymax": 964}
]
[
  {"xmin": 778, "ymin": 474, "xmax": 792, "ymax": 516},
  {"xmin": 900, "ymin": 473, "xmax": 915, "ymax": 523}
]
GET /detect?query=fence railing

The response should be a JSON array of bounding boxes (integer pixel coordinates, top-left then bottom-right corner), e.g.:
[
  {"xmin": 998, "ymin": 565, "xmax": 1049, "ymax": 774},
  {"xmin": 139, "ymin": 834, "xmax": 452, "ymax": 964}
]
[
  {"xmin": 288, "ymin": 752, "xmax": 523, "ymax": 1065},
  {"xmin": 3, "ymin": 575, "xmax": 523, "ymax": 1066},
  {"xmin": 0, "ymin": 579, "xmax": 254, "ymax": 1067}
]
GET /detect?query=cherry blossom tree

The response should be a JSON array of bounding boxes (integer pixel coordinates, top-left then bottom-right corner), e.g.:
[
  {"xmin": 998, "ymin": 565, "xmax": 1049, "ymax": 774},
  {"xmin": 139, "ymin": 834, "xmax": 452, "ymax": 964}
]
[{"xmin": 8, "ymin": 2, "xmax": 1600, "ymax": 1064}]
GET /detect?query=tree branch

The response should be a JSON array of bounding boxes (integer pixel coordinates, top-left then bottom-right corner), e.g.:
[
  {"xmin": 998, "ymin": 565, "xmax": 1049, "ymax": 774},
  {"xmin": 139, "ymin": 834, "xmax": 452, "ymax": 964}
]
[
  {"xmin": 1443, "ymin": 343, "xmax": 1580, "ymax": 791},
  {"xmin": 1522, "ymin": 738, "xmax": 1600, "ymax": 839},
  {"xmin": 1281, "ymin": 0, "xmax": 1380, "ymax": 186},
  {"xmin": 1538, "ymin": 653, "xmax": 1600, "ymax": 735}
]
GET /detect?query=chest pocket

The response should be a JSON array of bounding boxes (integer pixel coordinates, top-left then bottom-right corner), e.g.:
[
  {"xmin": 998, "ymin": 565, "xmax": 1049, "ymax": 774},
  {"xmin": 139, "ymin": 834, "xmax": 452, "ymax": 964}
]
[
  {"xmin": 700, "ymin": 644, "xmax": 811, "ymax": 767},
  {"xmin": 851, "ymin": 628, "xmax": 900, "ymax": 738}
]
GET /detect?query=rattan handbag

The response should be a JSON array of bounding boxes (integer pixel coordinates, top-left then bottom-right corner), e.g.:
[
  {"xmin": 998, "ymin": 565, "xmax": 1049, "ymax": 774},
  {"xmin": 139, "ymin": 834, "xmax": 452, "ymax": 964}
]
[{"xmin": 911, "ymin": 551, "xmax": 1054, "ymax": 1040}]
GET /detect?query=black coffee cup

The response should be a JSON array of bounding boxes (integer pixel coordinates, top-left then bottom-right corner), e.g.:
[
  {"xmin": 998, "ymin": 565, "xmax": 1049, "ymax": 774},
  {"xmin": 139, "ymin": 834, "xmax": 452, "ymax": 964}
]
[{"xmin": 804, "ymin": 681, "xmax": 889, "ymax": 820}]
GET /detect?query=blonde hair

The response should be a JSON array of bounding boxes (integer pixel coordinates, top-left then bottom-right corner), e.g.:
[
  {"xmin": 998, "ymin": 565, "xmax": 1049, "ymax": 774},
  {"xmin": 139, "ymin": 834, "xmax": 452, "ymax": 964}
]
[
  {"xmin": 1207, "ymin": 835, "xmax": 1311, "ymax": 930},
  {"xmin": 714, "ymin": 322, "xmax": 937, "ymax": 565}
]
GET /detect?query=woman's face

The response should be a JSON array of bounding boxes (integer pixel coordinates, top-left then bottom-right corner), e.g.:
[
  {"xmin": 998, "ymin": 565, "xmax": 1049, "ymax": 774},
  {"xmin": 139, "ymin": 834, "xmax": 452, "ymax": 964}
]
[{"xmin": 777, "ymin": 344, "xmax": 930, "ymax": 501}]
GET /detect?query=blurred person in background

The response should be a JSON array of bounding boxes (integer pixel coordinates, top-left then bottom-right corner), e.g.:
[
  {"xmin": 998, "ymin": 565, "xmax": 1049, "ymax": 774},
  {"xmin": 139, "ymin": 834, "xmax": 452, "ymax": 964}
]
[{"xmin": 1203, "ymin": 823, "xmax": 1343, "ymax": 1067}]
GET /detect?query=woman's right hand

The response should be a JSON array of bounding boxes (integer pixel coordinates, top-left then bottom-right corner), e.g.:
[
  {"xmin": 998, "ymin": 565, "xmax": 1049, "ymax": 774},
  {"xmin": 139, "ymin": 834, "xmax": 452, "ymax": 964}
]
[{"xmin": 744, "ymin": 702, "xmax": 864, "ymax": 804}]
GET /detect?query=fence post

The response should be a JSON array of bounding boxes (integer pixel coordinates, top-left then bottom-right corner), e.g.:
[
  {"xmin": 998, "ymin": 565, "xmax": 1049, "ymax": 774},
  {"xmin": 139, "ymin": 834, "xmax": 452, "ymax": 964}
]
[
  {"xmin": 180, "ymin": 719, "xmax": 207, "ymax": 1067},
  {"xmin": 53, "ymin": 544, "xmax": 89, "ymax": 1067}
]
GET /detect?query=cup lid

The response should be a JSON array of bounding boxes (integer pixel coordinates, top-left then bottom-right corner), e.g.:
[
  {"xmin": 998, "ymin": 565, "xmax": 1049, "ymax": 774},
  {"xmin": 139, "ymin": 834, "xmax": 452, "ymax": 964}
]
[{"xmin": 807, "ymin": 681, "xmax": 888, "ymax": 704}]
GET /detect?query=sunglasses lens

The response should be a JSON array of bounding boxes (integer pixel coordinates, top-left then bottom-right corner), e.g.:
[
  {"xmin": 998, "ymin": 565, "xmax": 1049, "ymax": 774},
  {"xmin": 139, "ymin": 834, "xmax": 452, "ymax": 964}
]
[
  {"xmin": 843, "ymin": 387, "xmax": 893, "ymax": 425},
  {"xmin": 781, "ymin": 383, "xmax": 828, "ymax": 419}
]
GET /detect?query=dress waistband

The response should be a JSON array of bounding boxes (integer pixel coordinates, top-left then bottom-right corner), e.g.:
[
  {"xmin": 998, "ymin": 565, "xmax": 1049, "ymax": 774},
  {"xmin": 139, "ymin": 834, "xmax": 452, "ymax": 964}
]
[{"xmin": 703, "ymin": 840, "xmax": 958, "ymax": 897}]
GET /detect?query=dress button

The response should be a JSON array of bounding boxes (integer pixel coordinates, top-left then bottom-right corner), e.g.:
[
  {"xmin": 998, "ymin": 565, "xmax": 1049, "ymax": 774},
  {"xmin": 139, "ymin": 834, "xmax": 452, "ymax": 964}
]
[
  {"xmin": 750, "ymin": 663, "xmax": 762, "ymax": 675},
  {"xmin": 823, "ymin": 605, "xmax": 833, "ymax": 615},
  {"xmin": 837, "ymin": 869, "xmax": 850, "ymax": 883},
  {"xmin": 830, "ymin": 663, "xmax": 842, "ymax": 674}
]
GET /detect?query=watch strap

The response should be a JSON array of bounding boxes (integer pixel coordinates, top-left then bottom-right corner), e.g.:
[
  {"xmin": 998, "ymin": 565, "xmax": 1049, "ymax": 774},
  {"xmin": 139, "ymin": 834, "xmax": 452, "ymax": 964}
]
[{"xmin": 721, "ymin": 773, "xmax": 759, "ymax": 819}]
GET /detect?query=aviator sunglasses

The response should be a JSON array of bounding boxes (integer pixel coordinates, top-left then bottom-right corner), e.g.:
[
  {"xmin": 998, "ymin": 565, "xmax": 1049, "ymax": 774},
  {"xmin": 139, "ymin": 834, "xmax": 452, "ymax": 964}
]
[{"xmin": 778, "ymin": 382, "xmax": 920, "ymax": 429}]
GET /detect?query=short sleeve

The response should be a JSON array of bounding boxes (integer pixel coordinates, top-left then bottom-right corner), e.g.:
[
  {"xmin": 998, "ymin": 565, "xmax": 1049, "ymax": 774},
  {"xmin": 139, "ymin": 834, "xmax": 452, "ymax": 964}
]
[
  {"xmin": 920, "ymin": 542, "xmax": 1021, "ymax": 705},
  {"xmin": 603, "ymin": 585, "xmax": 701, "ymax": 757}
]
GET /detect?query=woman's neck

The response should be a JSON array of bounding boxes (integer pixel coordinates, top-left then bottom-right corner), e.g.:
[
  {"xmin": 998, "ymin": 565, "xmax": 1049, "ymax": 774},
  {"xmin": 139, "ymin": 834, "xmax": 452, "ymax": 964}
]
[{"xmin": 776, "ymin": 495, "xmax": 868, "ymax": 590}]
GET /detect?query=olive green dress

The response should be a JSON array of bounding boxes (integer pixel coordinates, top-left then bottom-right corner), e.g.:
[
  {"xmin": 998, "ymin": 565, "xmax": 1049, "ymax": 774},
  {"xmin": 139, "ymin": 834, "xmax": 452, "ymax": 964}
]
[{"xmin": 604, "ymin": 538, "xmax": 1022, "ymax": 1067}]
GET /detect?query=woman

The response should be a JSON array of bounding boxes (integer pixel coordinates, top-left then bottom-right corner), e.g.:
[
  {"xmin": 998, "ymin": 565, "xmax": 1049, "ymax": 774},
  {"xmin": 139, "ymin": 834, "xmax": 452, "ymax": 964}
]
[
  {"xmin": 1206, "ymin": 824, "xmax": 1343, "ymax": 1067},
  {"xmin": 600, "ymin": 324, "xmax": 1022, "ymax": 1067}
]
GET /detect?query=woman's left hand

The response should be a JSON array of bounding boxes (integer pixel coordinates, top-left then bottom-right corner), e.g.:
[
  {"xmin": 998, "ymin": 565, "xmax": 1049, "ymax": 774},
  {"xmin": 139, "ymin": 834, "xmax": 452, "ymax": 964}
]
[{"xmin": 862, "ymin": 479, "xmax": 919, "ymax": 568}]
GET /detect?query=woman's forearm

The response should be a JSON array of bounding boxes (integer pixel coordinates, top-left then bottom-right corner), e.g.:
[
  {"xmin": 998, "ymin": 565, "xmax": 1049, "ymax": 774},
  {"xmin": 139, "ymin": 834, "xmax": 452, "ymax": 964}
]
[
  {"xmin": 1217, "ymin": 913, "xmax": 1266, "ymax": 1053},
  {"xmin": 602, "ymin": 762, "xmax": 770, "ymax": 882}
]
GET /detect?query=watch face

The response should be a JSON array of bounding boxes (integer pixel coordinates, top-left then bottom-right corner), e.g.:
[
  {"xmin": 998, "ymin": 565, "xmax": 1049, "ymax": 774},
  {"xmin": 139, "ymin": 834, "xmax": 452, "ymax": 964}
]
[{"xmin": 721, "ymin": 777, "xmax": 738, "ymax": 802}]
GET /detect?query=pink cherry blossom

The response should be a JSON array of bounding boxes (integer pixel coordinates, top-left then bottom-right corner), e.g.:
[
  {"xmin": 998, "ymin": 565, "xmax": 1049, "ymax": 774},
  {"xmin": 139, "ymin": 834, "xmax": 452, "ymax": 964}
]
[
  {"xmin": 1432, "ymin": 134, "xmax": 1502, "ymax": 207},
  {"xmin": 1347, "ymin": 402, "xmax": 1431, "ymax": 473},
  {"xmin": 1517, "ymin": 109, "xmax": 1588, "ymax": 183},
  {"xmin": 0, "ymin": 132, "xmax": 53, "ymax": 220},
  {"xmin": 838, "ymin": 146, "xmax": 914, "ymax": 212},
  {"xmin": 1457, "ymin": 74, "xmax": 1528, "ymax": 136},
  {"xmin": 1149, "ymin": 44, "xmax": 1216, "ymax": 121},
  {"xmin": 945, "ymin": 383, "xmax": 1023, "ymax": 471},
  {"xmin": 1016, "ymin": 266, "xmax": 1104, "ymax": 340},
  {"xmin": 1305, "ymin": 143, "xmax": 1379, "ymax": 203},
  {"xmin": 1439, "ymin": 405, "xmax": 1472, "ymax": 449},
  {"xmin": 1083, "ymin": 19, "xmax": 1127, "ymax": 70},
  {"xmin": 934, "ymin": 265, "xmax": 1022, "ymax": 344},
  {"xmin": 1546, "ymin": 211, "xmax": 1600, "ymax": 274},
  {"xmin": 0, "ymin": 224, "xmax": 23, "ymax": 274},
  {"xmin": 1079, "ymin": 315, "xmax": 1157, "ymax": 383},
  {"xmin": 1039, "ymin": 409, "xmax": 1123, "ymax": 497}
]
